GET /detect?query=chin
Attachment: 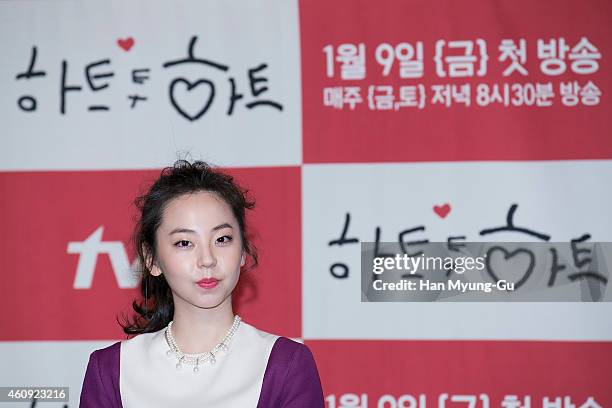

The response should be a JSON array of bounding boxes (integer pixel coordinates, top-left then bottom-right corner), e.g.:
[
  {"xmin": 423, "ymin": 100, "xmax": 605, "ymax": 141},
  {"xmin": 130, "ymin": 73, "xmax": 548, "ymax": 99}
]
[
  {"xmin": 192, "ymin": 292, "xmax": 231, "ymax": 310},
  {"xmin": 195, "ymin": 302, "xmax": 225, "ymax": 310}
]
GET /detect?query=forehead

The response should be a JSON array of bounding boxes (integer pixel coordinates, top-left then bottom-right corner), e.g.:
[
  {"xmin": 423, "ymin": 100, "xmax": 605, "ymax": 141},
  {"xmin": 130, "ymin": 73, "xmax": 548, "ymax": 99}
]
[{"xmin": 159, "ymin": 191, "xmax": 236, "ymax": 229}]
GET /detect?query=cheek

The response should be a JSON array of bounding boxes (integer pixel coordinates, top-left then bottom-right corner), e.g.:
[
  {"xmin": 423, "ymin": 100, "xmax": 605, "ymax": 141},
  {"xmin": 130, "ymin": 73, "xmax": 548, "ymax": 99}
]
[
  {"xmin": 221, "ymin": 247, "xmax": 244, "ymax": 269},
  {"xmin": 157, "ymin": 250, "xmax": 190, "ymax": 278},
  {"xmin": 161, "ymin": 265, "xmax": 192, "ymax": 294}
]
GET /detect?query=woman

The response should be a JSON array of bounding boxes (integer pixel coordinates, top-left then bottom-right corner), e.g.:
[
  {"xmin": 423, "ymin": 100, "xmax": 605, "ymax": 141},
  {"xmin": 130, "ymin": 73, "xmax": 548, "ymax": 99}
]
[{"xmin": 80, "ymin": 160, "xmax": 324, "ymax": 407}]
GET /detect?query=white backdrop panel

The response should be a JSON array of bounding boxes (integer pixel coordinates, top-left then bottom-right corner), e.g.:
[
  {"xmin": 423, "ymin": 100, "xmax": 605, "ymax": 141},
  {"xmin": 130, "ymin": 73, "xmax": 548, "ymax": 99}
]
[
  {"xmin": 0, "ymin": 0, "xmax": 301, "ymax": 170},
  {"xmin": 302, "ymin": 160, "xmax": 612, "ymax": 340}
]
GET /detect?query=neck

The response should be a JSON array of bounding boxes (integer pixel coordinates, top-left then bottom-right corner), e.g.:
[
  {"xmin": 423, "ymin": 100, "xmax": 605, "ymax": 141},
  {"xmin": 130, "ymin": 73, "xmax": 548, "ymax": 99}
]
[{"xmin": 169, "ymin": 295, "xmax": 236, "ymax": 354}]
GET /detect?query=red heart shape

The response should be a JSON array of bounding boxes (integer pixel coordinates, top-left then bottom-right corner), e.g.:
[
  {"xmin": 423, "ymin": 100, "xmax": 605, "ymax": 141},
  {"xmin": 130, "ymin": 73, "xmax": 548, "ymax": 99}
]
[
  {"xmin": 433, "ymin": 203, "xmax": 451, "ymax": 218},
  {"xmin": 117, "ymin": 37, "xmax": 134, "ymax": 51}
]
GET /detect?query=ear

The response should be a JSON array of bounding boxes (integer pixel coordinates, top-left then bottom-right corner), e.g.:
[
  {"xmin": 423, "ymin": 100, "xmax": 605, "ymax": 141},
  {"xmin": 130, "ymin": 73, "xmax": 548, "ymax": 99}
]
[
  {"xmin": 143, "ymin": 246, "xmax": 163, "ymax": 277},
  {"xmin": 240, "ymin": 251, "xmax": 245, "ymax": 267},
  {"xmin": 150, "ymin": 261, "xmax": 163, "ymax": 277}
]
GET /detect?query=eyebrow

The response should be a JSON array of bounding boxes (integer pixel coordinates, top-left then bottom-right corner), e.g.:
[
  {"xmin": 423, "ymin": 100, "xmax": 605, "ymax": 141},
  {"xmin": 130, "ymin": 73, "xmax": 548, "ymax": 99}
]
[{"xmin": 168, "ymin": 223, "xmax": 234, "ymax": 235}]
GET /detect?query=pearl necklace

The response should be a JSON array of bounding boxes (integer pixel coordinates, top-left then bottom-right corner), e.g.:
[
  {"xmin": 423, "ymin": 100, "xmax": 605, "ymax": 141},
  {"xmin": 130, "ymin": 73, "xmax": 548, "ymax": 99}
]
[{"xmin": 164, "ymin": 315, "xmax": 241, "ymax": 373}]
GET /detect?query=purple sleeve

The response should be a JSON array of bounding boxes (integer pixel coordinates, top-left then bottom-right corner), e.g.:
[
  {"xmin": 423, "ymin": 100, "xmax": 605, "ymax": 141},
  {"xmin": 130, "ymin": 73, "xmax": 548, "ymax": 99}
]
[
  {"xmin": 257, "ymin": 337, "xmax": 325, "ymax": 408},
  {"xmin": 79, "ymin": 341, "xmax": 123, "ymax": 408}
]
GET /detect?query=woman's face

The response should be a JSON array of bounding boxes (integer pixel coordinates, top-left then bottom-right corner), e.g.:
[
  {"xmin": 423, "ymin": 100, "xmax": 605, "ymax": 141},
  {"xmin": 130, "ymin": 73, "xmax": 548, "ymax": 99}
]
[{"xmin": 150, "ymin": 191, "xmax": 245, "ymax": 310}]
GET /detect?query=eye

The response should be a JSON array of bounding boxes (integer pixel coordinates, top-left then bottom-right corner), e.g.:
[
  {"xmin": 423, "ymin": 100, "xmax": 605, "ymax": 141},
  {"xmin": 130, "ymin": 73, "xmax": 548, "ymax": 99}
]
[
  {"xmin": 174, "ymin": 240, "xmax": 192, "ymax": 248},
  {"xmin": 216, "ymin": 235, "xmax": 233, "ymax": 245}
]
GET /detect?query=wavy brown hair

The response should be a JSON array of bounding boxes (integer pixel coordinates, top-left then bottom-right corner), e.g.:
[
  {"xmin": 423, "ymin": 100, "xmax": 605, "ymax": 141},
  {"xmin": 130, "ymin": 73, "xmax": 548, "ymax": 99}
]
[{"xmin": 120, "ymin": 159, "xmax": 258, "ymax": 336}]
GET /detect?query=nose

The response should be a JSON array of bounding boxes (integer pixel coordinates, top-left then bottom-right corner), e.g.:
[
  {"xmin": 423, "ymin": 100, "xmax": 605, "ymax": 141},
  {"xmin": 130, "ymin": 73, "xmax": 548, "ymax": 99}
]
[{"xmin": 198, "ymin": 242, "xmax": 217, "ymax": 269}]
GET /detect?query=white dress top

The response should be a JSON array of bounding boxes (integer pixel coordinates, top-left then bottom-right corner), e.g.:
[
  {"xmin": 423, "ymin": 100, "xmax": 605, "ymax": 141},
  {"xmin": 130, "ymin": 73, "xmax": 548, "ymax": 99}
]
[{"xmin": 120, "ymin": 321, "xmax": 279, "ymax": 408}]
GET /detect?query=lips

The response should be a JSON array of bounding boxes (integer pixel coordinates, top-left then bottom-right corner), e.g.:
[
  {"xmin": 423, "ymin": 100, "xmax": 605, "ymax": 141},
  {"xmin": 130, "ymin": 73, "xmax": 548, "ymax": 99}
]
[{"xmin": 196, "ymin": 278, "xmax": 219, "ymax": 289}]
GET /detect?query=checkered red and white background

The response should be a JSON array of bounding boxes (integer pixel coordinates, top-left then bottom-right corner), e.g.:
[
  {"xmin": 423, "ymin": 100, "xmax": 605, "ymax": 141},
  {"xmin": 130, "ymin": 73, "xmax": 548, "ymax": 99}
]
[{"xmin": 1, "ymin": 0, "xmax": 612, "ymax": 407}]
